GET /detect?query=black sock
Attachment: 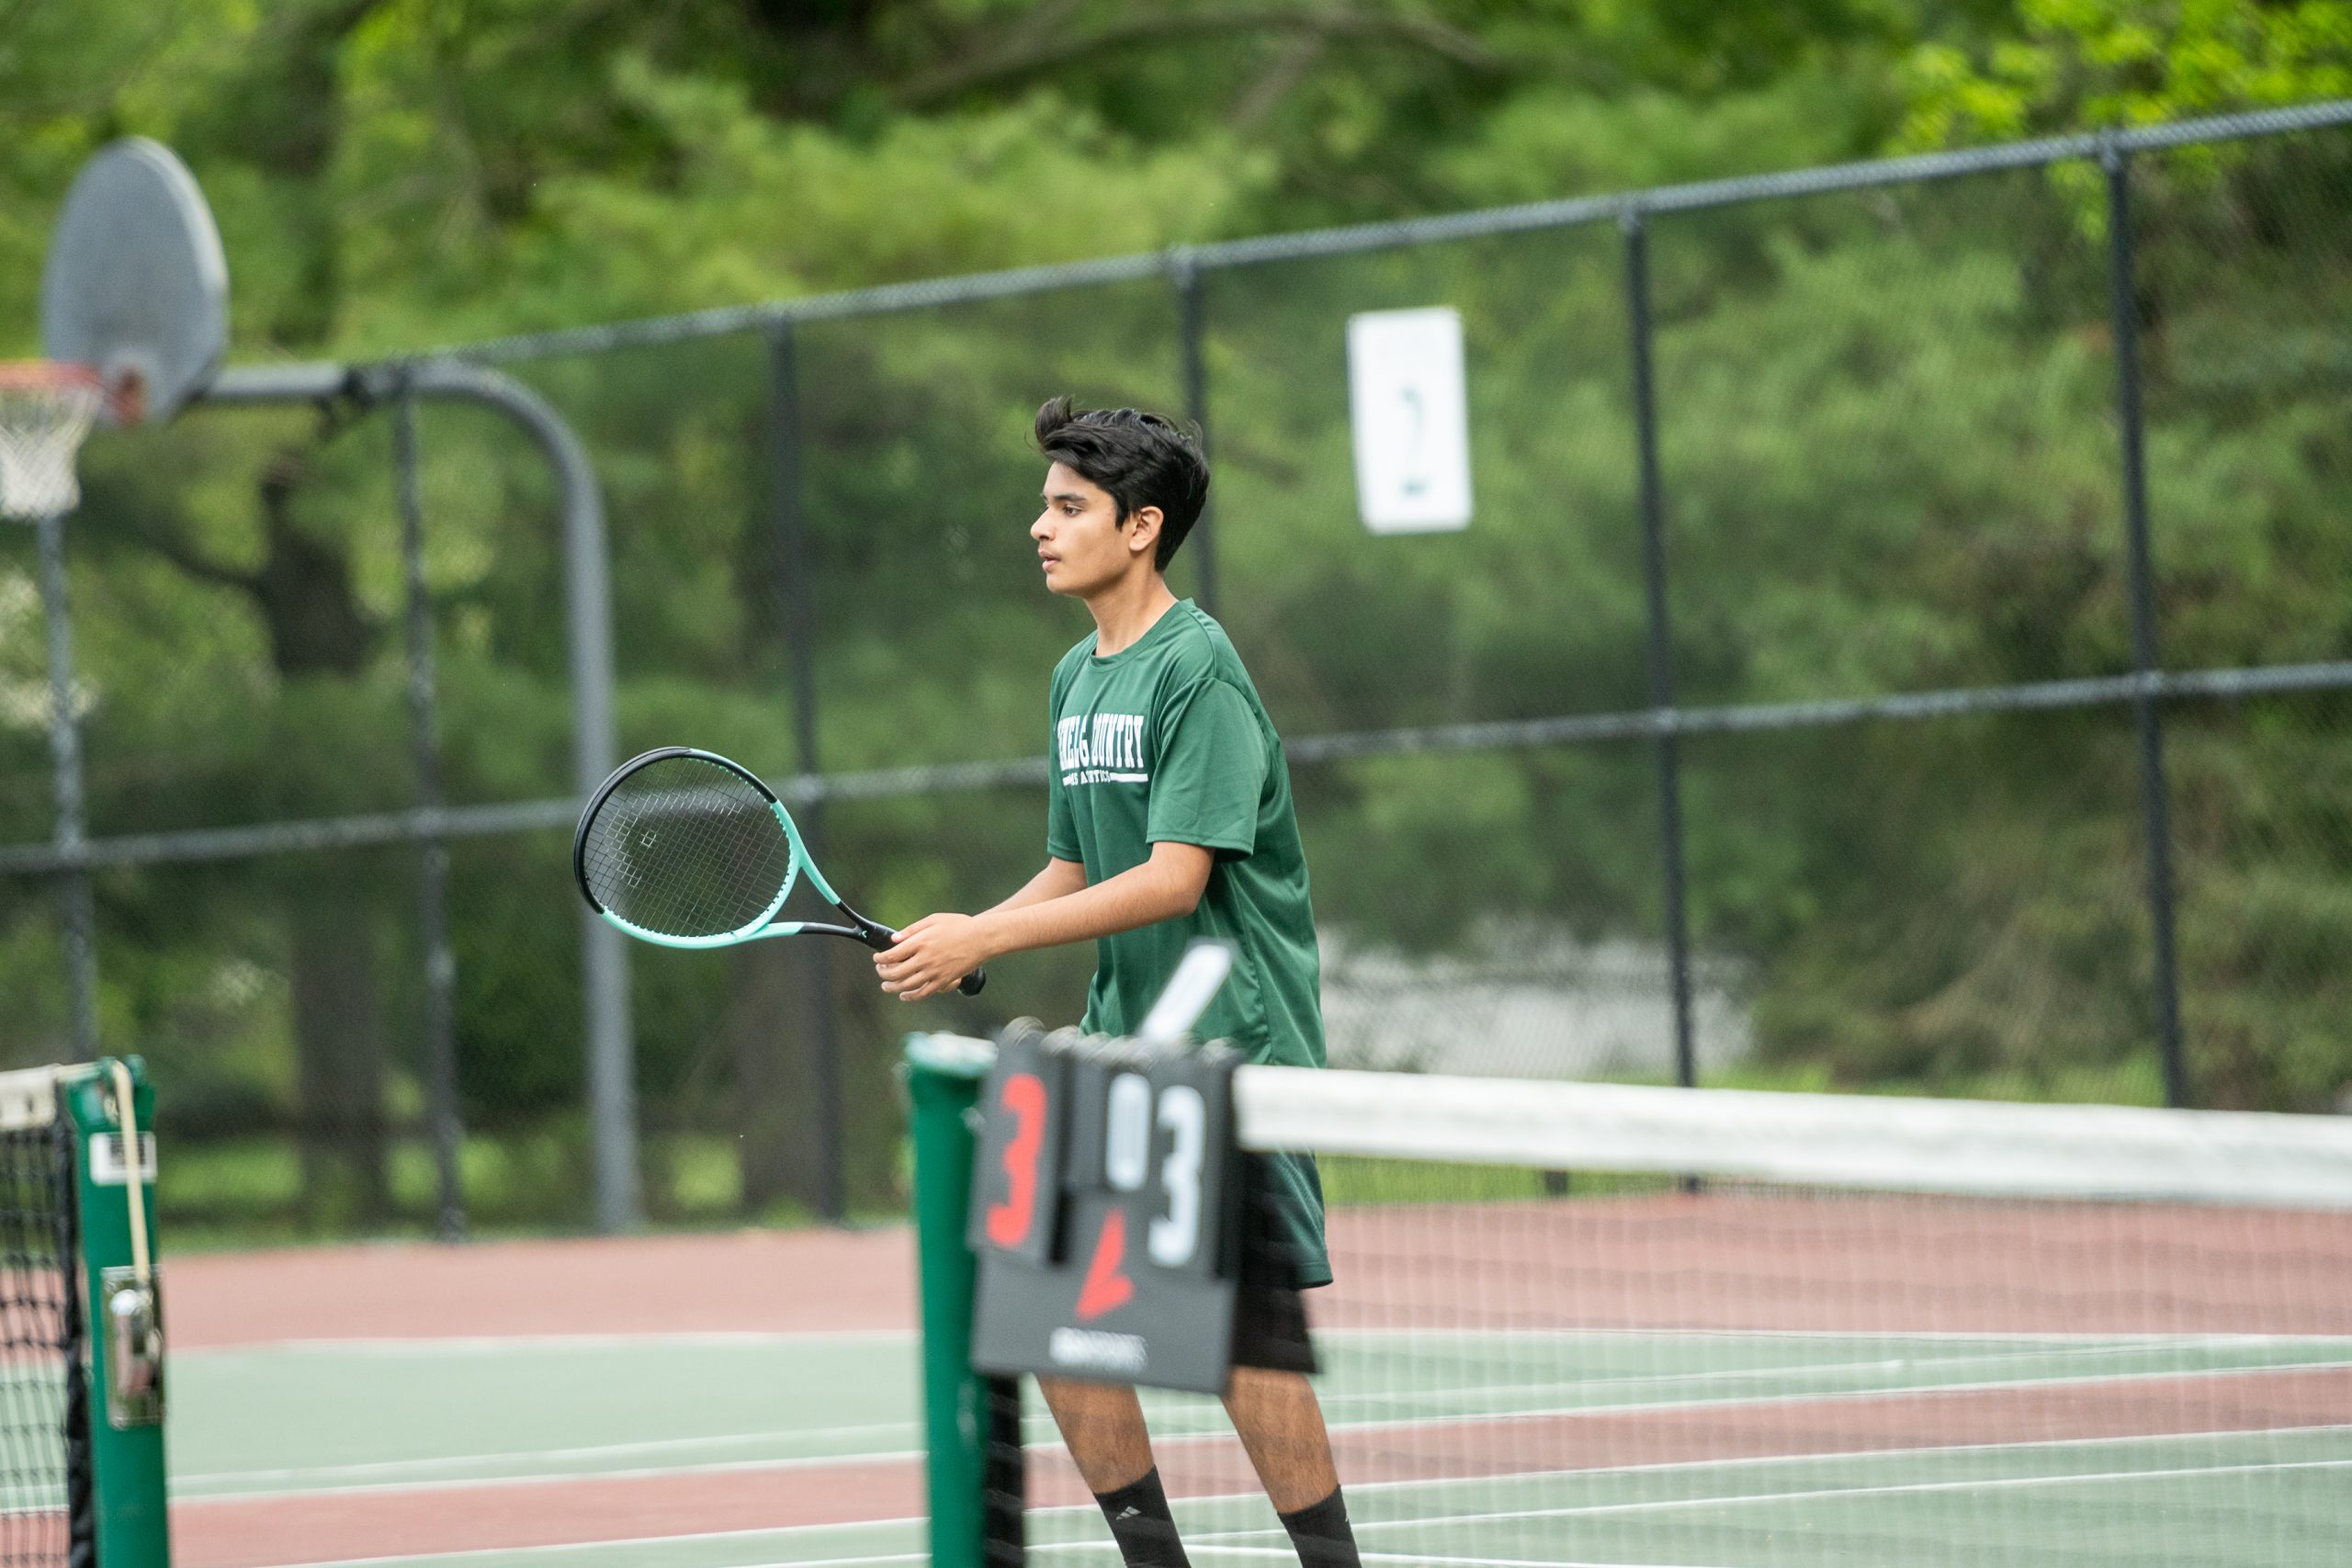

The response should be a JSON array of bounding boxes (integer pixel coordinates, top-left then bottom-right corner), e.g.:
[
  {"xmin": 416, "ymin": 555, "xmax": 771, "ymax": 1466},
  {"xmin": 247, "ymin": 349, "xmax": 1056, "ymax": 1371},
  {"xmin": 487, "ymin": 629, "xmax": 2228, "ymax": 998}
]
[
  {"xmin": 1096, "ymin": 1466, "xmax": 1190, "ymax": 1566},
  {"xmin": 1278, "ymin": 1486, "xmax": 1362, "ymax": 1566}
]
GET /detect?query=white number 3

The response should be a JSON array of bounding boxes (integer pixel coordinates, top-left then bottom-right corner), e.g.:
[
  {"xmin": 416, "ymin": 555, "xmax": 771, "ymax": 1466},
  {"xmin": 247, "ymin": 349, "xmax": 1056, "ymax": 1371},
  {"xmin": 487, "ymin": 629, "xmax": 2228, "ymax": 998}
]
[{"xmin": 1149, "ymin": 1086, "xmax": 1204, "ymax": 1267}]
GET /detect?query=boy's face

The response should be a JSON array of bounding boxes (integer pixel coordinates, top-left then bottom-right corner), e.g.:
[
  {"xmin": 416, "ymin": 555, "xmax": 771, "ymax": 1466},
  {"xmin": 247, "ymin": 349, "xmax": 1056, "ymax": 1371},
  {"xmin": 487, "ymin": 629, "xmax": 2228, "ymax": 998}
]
[{"xmin": 1033, "ymin": 461, "xmax": 1157, "ymax": 599}]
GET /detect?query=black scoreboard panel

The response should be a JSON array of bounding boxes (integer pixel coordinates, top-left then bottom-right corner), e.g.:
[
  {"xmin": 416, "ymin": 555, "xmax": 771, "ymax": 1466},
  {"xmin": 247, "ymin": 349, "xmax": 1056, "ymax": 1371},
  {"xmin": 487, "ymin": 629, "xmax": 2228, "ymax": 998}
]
[
  {"xmin": 968, "ymin": 1023, "xmax": 1247, "ymax": 1394},
  {"xmin": 967, "ymin": 1024, "xmax": 1067, "ymax": 1267}
]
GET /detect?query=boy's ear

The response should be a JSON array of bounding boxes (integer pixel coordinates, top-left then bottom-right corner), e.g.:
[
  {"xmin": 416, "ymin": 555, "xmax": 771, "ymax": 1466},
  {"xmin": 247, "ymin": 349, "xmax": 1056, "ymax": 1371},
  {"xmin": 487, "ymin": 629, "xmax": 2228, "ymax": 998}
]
[{"xmin": 1127, "ymin": 504, "xmax": 1165, "ymax": 559}]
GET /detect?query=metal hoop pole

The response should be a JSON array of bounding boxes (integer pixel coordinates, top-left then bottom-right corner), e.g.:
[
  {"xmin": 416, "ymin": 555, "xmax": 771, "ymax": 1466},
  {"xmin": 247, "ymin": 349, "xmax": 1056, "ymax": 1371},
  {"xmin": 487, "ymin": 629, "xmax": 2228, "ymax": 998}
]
[
  {"xmin": 36, "ymin": 512, "xmax": 99, "ymax": 1059},
  {"xmin": 393, "ymin": 384, "xmax": 468, "ymax": 1239}
]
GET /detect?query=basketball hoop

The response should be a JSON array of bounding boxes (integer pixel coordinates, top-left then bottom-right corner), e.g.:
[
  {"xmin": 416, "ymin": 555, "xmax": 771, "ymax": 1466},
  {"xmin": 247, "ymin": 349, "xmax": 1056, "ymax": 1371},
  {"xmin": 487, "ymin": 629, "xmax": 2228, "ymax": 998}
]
[
  {"xmin": 0, "ymin": 364, "xmax": 110, "ymax": 521},
  {"xmin": 14, "ymin": 137, "xmax": 230, "ymax": 520}
]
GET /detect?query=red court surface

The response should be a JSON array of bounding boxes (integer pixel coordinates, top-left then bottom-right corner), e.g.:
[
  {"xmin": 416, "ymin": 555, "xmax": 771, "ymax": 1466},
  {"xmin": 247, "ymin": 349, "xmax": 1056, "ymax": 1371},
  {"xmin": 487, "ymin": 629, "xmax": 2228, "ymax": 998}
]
[
  {"xmin": 168, "ymin": 1226, "xmax": 919, "ymax": 1350},
  {"xmin": 169, "ymin": 1226, "xmax": 922, "ymax": 1566},
  {"xmin": 164, "ymin": 1196, "xmax": 2352, "ymax": 1565}
]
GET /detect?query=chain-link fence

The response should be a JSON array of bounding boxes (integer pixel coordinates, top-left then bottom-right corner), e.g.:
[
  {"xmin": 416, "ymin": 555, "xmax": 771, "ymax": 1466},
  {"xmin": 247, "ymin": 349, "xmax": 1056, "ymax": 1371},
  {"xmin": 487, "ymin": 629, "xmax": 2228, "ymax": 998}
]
[{"xmin": 4, "ymin": 102, "xmax": 2348, "ymax": 1241}]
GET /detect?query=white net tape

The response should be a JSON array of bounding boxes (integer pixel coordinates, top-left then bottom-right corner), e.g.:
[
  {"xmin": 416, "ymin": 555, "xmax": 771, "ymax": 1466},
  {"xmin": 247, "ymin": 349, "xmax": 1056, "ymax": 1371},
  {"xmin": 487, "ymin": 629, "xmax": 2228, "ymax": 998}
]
[{"xmin": 0, "ymin": 372, "xmax": 103, "ymax": 520}]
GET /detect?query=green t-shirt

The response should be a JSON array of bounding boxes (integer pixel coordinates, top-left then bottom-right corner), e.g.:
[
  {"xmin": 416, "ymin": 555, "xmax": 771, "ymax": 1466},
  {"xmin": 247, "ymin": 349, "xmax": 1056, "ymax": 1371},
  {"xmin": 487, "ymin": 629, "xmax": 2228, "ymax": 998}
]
[
  {"xmin": 1047, "ymin": 600, "xmax": 1325, "ymax": 1074},
  {"xmin": 1046, "ymin": 600, "xmax": 1330, "ymax": 1287}
]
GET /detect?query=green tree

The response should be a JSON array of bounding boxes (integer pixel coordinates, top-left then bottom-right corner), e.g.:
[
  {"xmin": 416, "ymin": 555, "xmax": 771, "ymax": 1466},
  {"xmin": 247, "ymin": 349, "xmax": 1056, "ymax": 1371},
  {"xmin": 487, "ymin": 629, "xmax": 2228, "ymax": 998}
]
[{"xmin": 3, "ymin": 2, "xmax": 2348, "ymax": 1236}]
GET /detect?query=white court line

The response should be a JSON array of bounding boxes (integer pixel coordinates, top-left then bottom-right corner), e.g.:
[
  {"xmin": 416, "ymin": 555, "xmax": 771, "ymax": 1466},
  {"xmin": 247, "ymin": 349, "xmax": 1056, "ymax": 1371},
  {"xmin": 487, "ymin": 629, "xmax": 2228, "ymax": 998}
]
[
  {"xmin": 277, "ymin": 1553, "xmax": 929, "ymax": 1568},
  {"xmin": 175, "ymin": 1420, "xmax": 921, "ymax": 1491},
  {"xmin": 190, "ymin": 1357, "xmax": 2352, "ymax": 1503},
  {"xmin": 1162, "ymin": 1458, "xmax": 2352, "ymax": 1555},
  {"xmin": 1317, "ymin": 1325, "xmax": 2352, "ymax": 1347},
  {"xmin": 246, "ymin": 1514, "xmax": 929, "ymax": 1568},
  {"xmin": 477, "ymin": 1557, "xmax": 929, "ymax": 1568},
  {"xmin": 184, "ymin": 1336, "xmax": 2350, "ymax": 1492},
  {"xmin": 176, "ymin": 1445, "xmax": 924, "ymax": 1506},
  {"xmin": 1107, "ymin": 1356, "xmax": 2352, "ymax": 1453},
  {"xmin": 1352, "ymin": 1558, "xmax": 1719, "ymax": 1568},
  {"xmin": 179, "ymin": 1330, "xmax": 916, "ymax": 1358},
  {"xmin": 1295, "ymin": 1337, "xmax": 2343, "ymax": 1415},
  {"xmin": 1038, "ymin": 1549, "xmax": 1695, "ymax": 1566},
  {"xmin": 1331, "ymin": 1420, "xmax": 2352, "ymax": 1496},
  {"xmin": 240, "ymin": 1428, "xmax": 2352, "ymax": 1568},
  {"xmin": 1350, "ymin": 1557, "xmax": 1719, "ymax": 1567},
  {"xmin": 190, "ymin": 1327, "xmax": 2352, "ymax": 1359},
  {"xmin": 192, "ymin": 1330, "xmax": 2352, "ymax": 1503},
  {"xmin": 1041, "ymin": 1428, "xmax": 2352, "ymax": 1561},
  {"xmin": 1328, "ymin": 1456, "xmax": 2352, "ymax": 1538},
  {"xmin": 1059, "ymin": 1422, "xmax": 2352, "ymax": 1534}
]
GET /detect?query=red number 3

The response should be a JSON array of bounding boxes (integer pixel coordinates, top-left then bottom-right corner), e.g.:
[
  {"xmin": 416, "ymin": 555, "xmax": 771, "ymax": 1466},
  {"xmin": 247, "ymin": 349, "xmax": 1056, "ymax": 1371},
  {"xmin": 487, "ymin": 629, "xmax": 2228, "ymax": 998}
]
[{"xmin": 986, "ymin": 1072, "xmax": 1046, "ymax": 1247}]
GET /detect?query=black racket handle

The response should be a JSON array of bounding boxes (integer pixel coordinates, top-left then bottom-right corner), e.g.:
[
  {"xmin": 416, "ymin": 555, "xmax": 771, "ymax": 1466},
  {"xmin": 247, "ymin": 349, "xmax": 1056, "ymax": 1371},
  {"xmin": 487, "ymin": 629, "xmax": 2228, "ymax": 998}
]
[{"xmin": 864, "ymin": 919, "xmax": 987, "ymax": 997}]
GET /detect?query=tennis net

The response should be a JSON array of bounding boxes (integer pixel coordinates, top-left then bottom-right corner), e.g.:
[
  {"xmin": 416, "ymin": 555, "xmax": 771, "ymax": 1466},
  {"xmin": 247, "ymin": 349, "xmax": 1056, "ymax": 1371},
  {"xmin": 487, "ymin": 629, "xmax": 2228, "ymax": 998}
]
[
  {"xmin": 921, "ymin": 1044, "xmax": 2352, "ymax": 1566},
  {"xmin": 0, "ymin": 1062, "xmax": 165, "ymax": 1568},
  {"xmin": 0, "ymin": 1089, "xmax": 84, "ymax": 1566}
]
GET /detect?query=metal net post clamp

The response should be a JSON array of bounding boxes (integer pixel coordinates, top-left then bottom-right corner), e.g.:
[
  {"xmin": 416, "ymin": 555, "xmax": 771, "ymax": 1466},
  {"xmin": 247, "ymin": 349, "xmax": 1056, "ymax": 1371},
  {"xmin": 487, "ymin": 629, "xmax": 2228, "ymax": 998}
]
[
  {"xmin": 105, "ymin": 1058, "xmax": 164, "ymax": 1420},
  {"xmin": 0, "ymin": 363, "xmax": 111, "ymax": 520}
]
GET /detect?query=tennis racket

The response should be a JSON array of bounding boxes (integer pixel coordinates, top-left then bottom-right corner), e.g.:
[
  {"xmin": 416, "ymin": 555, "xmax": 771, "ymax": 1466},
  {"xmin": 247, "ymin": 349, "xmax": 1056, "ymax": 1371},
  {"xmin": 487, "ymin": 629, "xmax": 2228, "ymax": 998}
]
[{"xmin": 572, "ymin": 747, "xmax": 986, "ymax": 995}]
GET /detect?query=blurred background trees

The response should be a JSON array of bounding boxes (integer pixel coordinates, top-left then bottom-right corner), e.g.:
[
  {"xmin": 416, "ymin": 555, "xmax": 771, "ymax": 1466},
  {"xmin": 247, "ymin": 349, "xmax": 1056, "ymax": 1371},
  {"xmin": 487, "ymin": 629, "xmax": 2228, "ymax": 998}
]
[{"xmin": 3, "ymin": 3, "xmax": 2347, "ymax": 1237}]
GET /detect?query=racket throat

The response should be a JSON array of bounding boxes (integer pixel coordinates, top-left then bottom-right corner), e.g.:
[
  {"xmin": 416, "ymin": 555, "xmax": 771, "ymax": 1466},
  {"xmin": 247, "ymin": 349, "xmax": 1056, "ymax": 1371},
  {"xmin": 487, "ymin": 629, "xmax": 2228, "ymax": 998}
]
[{"xmin": 835, "ymin": 904, "xmax": 899, "ymax": 950}]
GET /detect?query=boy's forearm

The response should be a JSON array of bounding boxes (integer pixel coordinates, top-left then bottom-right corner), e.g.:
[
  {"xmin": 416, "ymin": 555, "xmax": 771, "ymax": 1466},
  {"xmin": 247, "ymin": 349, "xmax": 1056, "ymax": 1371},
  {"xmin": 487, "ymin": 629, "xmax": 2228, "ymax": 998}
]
[
  {"xmin": 984, "ymin": 859, "xmax": 1087, "ymax": 918},
  {"xmin": 981, "ymin": 861, "xmax": 1193, "ymax": 956}
]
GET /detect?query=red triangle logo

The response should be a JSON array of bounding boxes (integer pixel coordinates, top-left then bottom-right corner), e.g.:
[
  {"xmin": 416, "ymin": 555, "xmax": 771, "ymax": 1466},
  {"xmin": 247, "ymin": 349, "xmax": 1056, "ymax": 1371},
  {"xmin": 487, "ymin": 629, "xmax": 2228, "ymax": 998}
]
[{"xmin": 1075, "ymin": 1209, "xmax": 1136, "ymax": 1322}]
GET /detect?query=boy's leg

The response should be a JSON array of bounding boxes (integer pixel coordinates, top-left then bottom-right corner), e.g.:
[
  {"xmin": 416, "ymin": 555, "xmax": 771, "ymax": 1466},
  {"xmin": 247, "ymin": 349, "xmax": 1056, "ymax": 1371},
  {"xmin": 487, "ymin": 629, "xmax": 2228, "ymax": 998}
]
[
  {"xmin": 1039, "ymin": 1376, "xmax": 1189, "ymax": 1566},
  {"xmin": 1219, "ymin": 1366, "xmax": 1338, "ymax": 1510},
  {"xmin": 1037, "ymin": 1376, "xmax": 1155, "ymax": 1491},
  {"xmin": 1223, "ymin": 1368, "xmax": 1362, "ymax": 1567},
  {"xmin": 1227, "ymin": 1152, "xmax": 1361, "ymax": 1564}
]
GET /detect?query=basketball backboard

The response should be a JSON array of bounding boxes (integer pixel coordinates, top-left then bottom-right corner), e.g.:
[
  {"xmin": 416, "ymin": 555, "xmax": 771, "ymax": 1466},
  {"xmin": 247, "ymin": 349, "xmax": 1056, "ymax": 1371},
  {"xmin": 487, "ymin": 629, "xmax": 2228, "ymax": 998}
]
[{"xmin": 40, "ymin": 138, "xmax": 229, "ymax": 427}]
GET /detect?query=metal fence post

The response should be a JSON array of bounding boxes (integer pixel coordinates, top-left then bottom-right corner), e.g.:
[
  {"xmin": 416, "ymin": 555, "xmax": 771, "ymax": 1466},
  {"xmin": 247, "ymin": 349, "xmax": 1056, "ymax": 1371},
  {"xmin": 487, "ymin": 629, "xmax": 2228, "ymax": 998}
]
[
  {"xmin": 391, "ymin": 383, "xmax": 469, "ymax": 1239},
  {"xmin": 184, "ymin": 361, "xmax": 641, "ymax": 1230},
  {"xmin": 1173, "ymin": 251, "xmax": 1220, "ymax": 616},
  {"xmin": 35, "ymin": 513, "xmax": 99, "ymax": 1061},
  {"xmin": 2101, "ymin": 145, "xmax": 2190, "ymax": 1108},
  {"xmin": 1623, "ymin": 210, "xmax": 1699, "ymax": 1091},
  {"xmin": 767, "ymin": 323, "xmax": 846, "ymax": 1223}
]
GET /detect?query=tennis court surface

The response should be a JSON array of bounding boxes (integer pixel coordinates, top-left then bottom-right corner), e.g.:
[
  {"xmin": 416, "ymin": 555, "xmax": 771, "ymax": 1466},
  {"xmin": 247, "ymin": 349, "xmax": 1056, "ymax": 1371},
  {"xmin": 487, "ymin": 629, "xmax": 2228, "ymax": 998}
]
[
  {"xmin": 166, "ymin": 1112, "xmax": 2352, "ymax": 1568},
  {"xmin": 919, "ymin": 1047, "xmax": 2352, "ymax": 1566}
]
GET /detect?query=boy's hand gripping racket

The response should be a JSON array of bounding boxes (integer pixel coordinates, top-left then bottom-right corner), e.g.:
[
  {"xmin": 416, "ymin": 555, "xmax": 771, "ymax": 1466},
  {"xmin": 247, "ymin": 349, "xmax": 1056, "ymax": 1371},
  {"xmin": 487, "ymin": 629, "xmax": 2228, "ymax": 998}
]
[{"xmin": 571, "ymin": 747, "xmax": 986, "ymax": 995}]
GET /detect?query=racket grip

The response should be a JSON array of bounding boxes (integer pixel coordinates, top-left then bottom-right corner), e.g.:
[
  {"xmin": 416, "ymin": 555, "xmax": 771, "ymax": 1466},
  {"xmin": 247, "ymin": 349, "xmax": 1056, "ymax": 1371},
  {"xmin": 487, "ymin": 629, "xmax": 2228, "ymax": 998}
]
[{"xmin": 958, "ymin": 967, "xmax": 988, "ymax": 997}]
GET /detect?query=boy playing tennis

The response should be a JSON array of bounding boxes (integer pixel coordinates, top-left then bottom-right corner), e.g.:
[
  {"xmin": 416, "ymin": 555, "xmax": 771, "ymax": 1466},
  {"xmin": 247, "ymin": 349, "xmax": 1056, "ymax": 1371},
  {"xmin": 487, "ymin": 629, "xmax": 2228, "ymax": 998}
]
[{"xmin": 876, "ymin": 398, "xmax": 1359, "ymax": 1567}]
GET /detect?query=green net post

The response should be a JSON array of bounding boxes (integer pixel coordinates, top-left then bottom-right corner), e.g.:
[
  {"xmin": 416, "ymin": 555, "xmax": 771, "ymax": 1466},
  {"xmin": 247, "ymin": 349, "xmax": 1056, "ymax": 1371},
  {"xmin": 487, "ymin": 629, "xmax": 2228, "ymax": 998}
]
[
  {"xmin": 905, "ymin": 1032, "xmax": 997, "ymax": 1568},
  {"xmin": 62, "ymin": 1058, "xmax": 169, "ymax": 1568}
]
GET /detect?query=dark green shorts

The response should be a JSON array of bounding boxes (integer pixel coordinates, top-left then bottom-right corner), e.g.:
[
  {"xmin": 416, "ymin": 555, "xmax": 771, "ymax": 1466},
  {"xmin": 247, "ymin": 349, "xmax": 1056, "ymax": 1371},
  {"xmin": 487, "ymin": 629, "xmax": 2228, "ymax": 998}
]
[
  {"xmin": 1243, "ymin": 1150, "xmax": 1331, "ymax": 1290},
  {"xmin": 1232, "ymin": 1151, "xmax": 1328, "ymax": 1375},
  {"xmin": 1232, "ymin": 1267, "xmax": 1317, "ymax": 1374}
]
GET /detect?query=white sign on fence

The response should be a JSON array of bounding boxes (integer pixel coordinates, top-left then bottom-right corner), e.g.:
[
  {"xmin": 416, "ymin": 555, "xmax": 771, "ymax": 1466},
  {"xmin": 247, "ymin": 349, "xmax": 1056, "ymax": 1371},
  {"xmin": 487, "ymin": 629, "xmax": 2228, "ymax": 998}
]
[{"xmin": 1346, "ymin": 307, "xmax": 1473, "ymax": 534}]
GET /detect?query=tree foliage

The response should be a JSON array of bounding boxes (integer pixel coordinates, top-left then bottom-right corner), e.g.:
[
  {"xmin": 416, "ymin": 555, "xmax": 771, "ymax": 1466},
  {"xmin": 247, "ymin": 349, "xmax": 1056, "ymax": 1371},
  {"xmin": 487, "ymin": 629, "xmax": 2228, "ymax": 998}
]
[{"xmin": 2, "ymin": 3, "xmax": 2348, "ymax": 1235}]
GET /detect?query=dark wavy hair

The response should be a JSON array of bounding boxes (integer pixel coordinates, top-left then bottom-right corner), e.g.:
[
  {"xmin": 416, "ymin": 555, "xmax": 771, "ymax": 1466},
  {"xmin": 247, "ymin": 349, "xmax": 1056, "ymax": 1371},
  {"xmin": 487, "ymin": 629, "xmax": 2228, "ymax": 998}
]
[{"xmin": 1034, "ymin": 396, "xmax": 1211, "ymax": 570}]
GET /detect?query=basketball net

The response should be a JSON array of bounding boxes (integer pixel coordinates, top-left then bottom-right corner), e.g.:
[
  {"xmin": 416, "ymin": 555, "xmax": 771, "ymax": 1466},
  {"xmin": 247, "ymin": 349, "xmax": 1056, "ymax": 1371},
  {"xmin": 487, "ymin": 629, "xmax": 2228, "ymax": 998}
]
[{"xmin": 0, "ymin": 365, "xmax": 107, "ymax": 521}]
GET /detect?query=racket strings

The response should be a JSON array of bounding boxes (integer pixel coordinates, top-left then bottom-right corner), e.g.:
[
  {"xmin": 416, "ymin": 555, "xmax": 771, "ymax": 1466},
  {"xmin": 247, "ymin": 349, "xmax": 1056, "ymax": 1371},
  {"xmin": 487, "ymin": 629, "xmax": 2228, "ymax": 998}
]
[{"xmin": 581, "ymin": 758, "xmax": 796, "ymax": 939}]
